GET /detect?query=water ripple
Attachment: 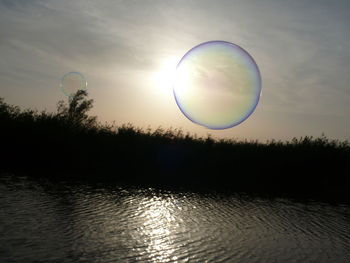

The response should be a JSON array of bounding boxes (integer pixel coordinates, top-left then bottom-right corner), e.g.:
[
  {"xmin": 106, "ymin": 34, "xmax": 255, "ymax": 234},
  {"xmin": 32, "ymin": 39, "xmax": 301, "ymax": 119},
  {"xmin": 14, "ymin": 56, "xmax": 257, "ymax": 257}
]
[{"xmin": 1, "ymin": 175, "xmax": 350, "ymax": 263}]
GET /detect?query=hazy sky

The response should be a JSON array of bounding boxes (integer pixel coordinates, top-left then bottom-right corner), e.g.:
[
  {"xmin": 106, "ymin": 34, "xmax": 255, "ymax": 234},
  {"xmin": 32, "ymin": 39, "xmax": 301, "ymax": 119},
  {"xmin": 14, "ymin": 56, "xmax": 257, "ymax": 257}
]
[{"xmin": 1, "ymin": 0, "xmax": 349, "ymax": 141}]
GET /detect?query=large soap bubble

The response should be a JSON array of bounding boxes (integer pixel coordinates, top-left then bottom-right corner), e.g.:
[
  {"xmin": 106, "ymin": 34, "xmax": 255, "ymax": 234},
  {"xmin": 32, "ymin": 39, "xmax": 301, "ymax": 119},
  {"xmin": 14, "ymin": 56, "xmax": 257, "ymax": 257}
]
[
  {"xmin": 60, "ymin": 72, "xmax": 87, "ymax": 97},
  {"xmin": 173, "ymin": 41, "xmax": 261, "ymax": 129}
]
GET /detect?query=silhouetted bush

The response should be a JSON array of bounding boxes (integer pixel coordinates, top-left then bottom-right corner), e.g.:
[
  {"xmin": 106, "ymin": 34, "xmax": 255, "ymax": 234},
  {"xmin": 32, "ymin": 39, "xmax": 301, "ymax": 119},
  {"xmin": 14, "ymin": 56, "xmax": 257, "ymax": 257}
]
[{"xmin": 1, "ymin": 92, "xmax": 349, "ymax": 201}]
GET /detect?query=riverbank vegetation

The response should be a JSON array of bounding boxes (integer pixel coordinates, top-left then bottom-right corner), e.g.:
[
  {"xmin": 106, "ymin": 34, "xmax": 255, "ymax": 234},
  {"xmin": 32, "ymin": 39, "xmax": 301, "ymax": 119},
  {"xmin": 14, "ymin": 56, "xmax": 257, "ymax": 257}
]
[{"xmin": 1, "ymin": 91, "xmax": 349, "ymax": 201}]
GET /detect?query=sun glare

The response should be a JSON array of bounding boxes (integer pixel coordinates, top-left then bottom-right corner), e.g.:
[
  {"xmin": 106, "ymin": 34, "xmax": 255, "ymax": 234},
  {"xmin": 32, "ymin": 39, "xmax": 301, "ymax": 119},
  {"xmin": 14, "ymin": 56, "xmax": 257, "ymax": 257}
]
[{"xmin": 152, "ymin": 56, "xmax": 178, "ymax": 95}]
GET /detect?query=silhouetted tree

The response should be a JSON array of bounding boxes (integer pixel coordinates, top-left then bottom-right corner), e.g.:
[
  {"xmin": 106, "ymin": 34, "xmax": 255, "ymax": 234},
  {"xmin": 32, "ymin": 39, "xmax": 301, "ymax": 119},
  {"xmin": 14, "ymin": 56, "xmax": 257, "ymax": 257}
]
[
  {"xmin": 0, "ymin": 97, "xmax": 20, "ymax": 119},
  {"xmin": 57, "ymin": 90, "xmax": 96, "ymax": 128}
]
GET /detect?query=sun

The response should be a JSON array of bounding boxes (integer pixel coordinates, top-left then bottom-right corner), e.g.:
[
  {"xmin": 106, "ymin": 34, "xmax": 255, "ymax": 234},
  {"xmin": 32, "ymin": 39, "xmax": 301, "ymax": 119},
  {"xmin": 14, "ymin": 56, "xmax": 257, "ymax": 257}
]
[{"xmin": 152, "ymin": 56, "xmax": 178, "ymax": 95}]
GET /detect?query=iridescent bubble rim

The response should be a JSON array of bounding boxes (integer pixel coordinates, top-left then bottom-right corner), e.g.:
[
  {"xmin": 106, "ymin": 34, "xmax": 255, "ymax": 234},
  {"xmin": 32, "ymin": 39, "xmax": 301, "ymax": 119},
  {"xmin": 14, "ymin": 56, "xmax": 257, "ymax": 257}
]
[
  {"xmin": 173, "ymin": 40, "xmax": 262, "ymax": 129},
  {"xmin": 60, "ymin": 71, "xmax": 88, "ymax": 97}
]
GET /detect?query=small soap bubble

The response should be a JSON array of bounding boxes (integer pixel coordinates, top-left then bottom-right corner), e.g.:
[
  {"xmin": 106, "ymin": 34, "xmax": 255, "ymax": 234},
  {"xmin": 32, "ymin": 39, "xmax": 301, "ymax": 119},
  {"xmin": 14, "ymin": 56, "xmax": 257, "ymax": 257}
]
[{"xmin": 60, "ymin": 72, "xmax": 87, "ymax": 97}]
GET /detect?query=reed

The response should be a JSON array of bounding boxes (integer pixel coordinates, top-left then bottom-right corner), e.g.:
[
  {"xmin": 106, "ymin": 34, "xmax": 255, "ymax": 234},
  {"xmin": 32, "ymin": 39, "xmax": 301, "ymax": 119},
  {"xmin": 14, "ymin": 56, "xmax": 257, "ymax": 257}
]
[{"xmin": 1, "ymin": 92, "xmax": 349, "ymax": 201}]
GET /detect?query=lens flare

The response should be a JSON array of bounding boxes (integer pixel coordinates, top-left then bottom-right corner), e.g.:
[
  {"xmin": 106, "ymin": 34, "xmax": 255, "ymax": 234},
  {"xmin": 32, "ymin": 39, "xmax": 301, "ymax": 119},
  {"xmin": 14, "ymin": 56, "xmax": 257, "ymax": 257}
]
[
  {"xmin": 60, "ymin": 72, "xmax": 87, "ymax": 97},
  {"xmin": 173, "ymin": 41, "xmax": 261, "ymax": 129}
]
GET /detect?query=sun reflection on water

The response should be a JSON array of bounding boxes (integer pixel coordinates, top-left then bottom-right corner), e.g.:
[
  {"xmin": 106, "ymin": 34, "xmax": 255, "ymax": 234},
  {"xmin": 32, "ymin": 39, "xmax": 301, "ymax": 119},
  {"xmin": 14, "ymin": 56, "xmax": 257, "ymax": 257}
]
[{"xmin": 133, "ymin": 195, "xmax": 184, "ymax": 263}]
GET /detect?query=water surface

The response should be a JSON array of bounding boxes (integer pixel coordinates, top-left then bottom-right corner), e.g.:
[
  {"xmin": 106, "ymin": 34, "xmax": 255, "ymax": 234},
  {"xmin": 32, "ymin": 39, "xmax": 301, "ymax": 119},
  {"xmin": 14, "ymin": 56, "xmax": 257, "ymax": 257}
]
[{"xmin": 1, "ymin": 175, "xmax": 350, "ymax": 263}]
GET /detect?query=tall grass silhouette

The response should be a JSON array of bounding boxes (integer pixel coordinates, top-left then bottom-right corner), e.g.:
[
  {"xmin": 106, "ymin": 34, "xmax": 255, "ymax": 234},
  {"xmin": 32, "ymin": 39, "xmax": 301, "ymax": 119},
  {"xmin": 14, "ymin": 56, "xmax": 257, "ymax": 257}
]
[{"xmin": 1, "ymin": 91, "xmax": 349, "ymax": 201}]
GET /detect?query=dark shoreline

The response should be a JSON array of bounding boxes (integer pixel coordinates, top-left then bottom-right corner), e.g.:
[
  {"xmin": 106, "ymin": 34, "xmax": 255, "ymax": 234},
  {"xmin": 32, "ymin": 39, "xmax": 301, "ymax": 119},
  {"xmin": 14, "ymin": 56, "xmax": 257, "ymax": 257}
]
[
  {"xmin": 1, "ymin": 170, "xmax": 350, "ymax": 207},
  {"xmin": 1, "ymin": 94, "xmax": 349, "ymax": 204}
]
